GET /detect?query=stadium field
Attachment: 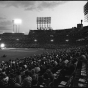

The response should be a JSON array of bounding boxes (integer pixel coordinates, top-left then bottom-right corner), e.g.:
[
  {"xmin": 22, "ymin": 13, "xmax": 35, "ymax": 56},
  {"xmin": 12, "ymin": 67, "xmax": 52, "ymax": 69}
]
[{"xmin": 0, "ymin": 48, "xmax": 53, "ymax": 63}]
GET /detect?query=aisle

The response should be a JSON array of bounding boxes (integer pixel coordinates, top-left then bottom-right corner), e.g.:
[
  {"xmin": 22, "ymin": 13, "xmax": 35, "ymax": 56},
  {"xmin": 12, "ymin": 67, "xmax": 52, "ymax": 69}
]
[{"xmin": 77, "ymin": 62, "xmax": 88, "ymax": 87}]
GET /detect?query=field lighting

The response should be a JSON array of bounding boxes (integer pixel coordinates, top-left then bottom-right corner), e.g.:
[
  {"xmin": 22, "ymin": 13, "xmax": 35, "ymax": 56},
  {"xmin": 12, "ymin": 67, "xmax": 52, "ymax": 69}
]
[
  {"xmin": 13, "ymin": 19, "xmax": 22, "ymax": 33},
  {"xmin": 50, "ymin": 39, "xmax": 54, "ymax": 42},
  {"xmin": 34, "ymin": 39, "xmax": 37, "ymax": 42},
  {"xmin": 16, "ymin": 38, "xmax": 19, "ymax": 41},
  {"xmin": 0, "ymin": 43, "xmax": 5, "ymax": 48},
  {"xmin": 65, "ymin": 39, "xmax": 69, "ymax": 42},
  {"xmin": 14, "ymin": 19, "xmax": 22, "ymax": 25}
]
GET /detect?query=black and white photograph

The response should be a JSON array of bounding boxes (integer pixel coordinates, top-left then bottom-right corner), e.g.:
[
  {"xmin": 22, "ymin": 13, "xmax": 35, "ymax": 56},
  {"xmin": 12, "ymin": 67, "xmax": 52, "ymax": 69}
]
[{"xmin": 0, "ymin": 0, "xmax": 87, "ymax": 87}]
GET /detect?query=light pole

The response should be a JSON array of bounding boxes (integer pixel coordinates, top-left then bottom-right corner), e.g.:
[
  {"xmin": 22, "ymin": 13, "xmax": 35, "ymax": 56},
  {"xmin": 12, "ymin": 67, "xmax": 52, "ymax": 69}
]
[
  {"xmin": 13, "ymin": 19, "xmax": 22, "ymax": 33},
  {"xmin": 12, "ymin": 20, "xmax": 14, "ymax": 32}
]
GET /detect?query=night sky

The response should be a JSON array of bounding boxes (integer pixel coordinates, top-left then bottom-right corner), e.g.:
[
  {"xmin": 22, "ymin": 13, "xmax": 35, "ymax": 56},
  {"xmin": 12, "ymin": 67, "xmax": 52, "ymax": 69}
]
[{"xmin": 0, "ymin": 1, "xmax": 87, "ymax": 34}]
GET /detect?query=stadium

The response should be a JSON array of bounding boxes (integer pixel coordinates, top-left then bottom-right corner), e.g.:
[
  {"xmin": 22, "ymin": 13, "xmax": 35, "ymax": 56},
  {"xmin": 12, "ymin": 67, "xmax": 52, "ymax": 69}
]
[{"xmin": 0, "ymin": 1, "xmax": 88, "ymax": 87}]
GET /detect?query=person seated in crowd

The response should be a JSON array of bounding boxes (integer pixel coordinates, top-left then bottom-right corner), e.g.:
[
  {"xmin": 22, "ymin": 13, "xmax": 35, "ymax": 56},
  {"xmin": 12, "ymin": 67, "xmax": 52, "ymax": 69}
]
[
  {"xmin": 8, "ymin": 73, "xmax": 16, "ymax": 87},
  {"xmin": 15, "ymin": 71, "xmax": 22, "ymax": 86},
  {"xmin": 0, "ymin": 45, "xmax": 87, "ymax": 87},
  {"xmin": 22, "ymin": 70, "xmax": 32, "ymax": 87},
  {"xmin": 31, "ymin": 69, "xmax": 38, "ymax": 86},
  {"xmin": 0, "ymin": 71, "xmax": 9, "ymax": 87},
  {"xmin": 43, "ymin": 69, "xmax": 54, "ymax": 86}
]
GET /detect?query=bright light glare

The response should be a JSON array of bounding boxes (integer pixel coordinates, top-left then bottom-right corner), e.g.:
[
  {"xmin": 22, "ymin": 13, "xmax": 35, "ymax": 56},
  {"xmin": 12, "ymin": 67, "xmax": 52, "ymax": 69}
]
[
  {"xmin": 51, "ymin": 39, "xmax": 54, "ymax": 42},
  {"xmin": 1, "ymin": 43, "xmax": 5, "ymax": 48},
  {"xmin": 34, "ymin": 39, "xmax": 37, "ymax": 42},
  {"xmin": 65, "ymin": 39, "xmax": 69, "ymax": 42},
  {"xmin": 14, "ymin": 19, "xmax": 22, "ymax": 25},
  {"xmin": 16, "ymin": 39, "xmax": 19, "ymax": 41}
]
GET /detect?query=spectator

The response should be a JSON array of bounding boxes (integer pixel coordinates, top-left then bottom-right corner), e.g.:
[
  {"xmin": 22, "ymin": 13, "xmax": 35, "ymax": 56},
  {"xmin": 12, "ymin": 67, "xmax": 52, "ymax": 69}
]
[
  {"xmin": 34, "ymin": 67, "xmax": 40, "ymax": 74},
  {"xmin": 22, "ymin": 70, "xmax": 32, "ymax": 87},
  {"xmin": 15, "ymin": 71, "xmax": 22, "ymax": 85},
  {"xmin": 8, "ymin": 73, "xmax": 16, "ymax": 87},
  {"xmin": 0, "ymin": 45, "xmax": 88, "ymax": 87},
  {"xmin": 43, "ymin": 69, "xmax": 54, "ymax": 86},
  {"xmin": 31, "ymin": 69, "xmax": 38, "ymax": 86}
]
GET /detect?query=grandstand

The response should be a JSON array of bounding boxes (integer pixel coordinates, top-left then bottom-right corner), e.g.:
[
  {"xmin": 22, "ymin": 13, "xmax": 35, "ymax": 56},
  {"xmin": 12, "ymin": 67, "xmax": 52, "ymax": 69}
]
[
  {"xmin": 0, "ymin": 23, "xmax": 88, "ymax": 49},
  {"xmin": 0, "ymin": 21, "xmax": 88, "ymax": 87},
  {"xmin": 0, "ymin": 1, "xmax": 88, "ymax": 87},
  {"xmin": 0, "ymin": 7, "xmax": 88, "ymax": 87}
]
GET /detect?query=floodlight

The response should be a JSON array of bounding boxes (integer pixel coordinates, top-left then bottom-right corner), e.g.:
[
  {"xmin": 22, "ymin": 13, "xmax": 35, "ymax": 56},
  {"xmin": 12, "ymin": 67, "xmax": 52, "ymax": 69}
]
[
  {"xmin": 66, "ymin": 35, "xmax": 69, "ymax": 36},
  {"xmin": 50, "ymin": 39, "xmax": 54, "ymax": 42},
  {"xmin": 1, "ymin": 43, "xmax": 5, "ymax": 48},
  {"xmin": 16, "ymin": 39, "xmax": 19, "ymax": 41},
  {"xmin": 65, "ymin": 39, "xmax": 69, "ymax": 42},
  {"xmin": 14, "ymin": 19, "xmax": 22, "ymax": 25},
  {"xmin": 34, "ymin": 39, "xmax": 37, "ymax": 42}
]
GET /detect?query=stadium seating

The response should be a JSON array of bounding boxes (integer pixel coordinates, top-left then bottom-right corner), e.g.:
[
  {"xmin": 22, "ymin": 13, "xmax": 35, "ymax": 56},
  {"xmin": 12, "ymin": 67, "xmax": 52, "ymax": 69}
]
[
  {"xmin": 0, "ymin": 26, "xmax": 88, "ymax": 48},
  {"xmin": 0, "ymin": 26, "xmax": 88, "ymax": 87},
  {"xmin": 0, "ymin": 44, "xmax": 87, "ymax": 87}
]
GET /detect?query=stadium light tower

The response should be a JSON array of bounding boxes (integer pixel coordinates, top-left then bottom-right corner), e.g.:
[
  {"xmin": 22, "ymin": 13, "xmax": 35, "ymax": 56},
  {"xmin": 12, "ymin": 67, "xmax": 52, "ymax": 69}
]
[
  {"xmin": 13, "ymin": 19, "xmax": 22, "ymax": 33},
  {"xmin": 14, "ymin": 19, "xmax": 22, "ymax": 25}
]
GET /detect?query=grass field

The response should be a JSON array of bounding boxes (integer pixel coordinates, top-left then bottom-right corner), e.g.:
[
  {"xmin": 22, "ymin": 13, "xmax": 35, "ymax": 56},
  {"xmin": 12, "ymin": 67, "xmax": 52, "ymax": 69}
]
[{"xmin": 0, "ymin": 48, "xmax": 54, "ymax": 63}]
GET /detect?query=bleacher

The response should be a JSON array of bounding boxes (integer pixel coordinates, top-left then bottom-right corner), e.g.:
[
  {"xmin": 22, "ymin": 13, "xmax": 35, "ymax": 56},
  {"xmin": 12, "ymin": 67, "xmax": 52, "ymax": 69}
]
[
  {"xmin": 0, "ymin": 26, "xmax": 87, "ymax": 48},
  {"xmin": 0, "ymin": 25, "xmax": 87, "ymax": 49},
  {"xmin": 0, "ymin": 43, "xmax": 88, "ymax": 87}
]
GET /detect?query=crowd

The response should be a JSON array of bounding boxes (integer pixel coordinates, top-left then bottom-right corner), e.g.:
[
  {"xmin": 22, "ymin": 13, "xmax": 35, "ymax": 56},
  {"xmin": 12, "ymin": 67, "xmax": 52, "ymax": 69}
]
[{"xmin": 0, "ymin": 45, "xmax": 87, "ymax": 87}]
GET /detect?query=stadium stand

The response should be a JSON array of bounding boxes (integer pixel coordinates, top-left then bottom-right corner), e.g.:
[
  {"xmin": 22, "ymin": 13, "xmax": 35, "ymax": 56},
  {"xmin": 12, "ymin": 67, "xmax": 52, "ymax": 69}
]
[
  {"xmin": 0, "ymin": 44, "xmax": 87, "ymax": 87},
  {"xmin": 0, "ymin": 26, "xmax": 88, "ymax": 87},
  {"xmin": 0, "ymin": 26, "xmax": 88, "ymax": 49}
]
